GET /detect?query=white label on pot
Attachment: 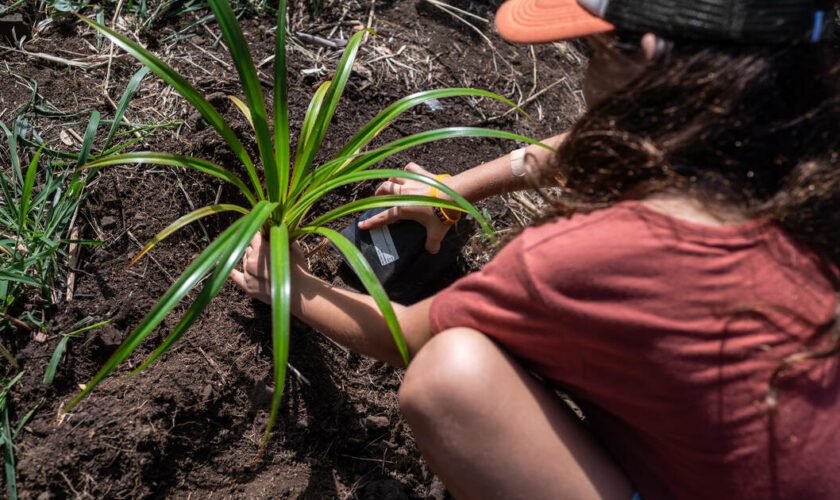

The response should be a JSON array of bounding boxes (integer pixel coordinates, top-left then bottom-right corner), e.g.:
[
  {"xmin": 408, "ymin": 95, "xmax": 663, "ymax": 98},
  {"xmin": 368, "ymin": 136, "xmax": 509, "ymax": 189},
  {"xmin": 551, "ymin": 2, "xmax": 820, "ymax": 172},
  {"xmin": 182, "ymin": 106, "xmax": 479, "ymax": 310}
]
[{"xmin": 370, "ymin": 225, "xmax": 398, "ymax": 266}]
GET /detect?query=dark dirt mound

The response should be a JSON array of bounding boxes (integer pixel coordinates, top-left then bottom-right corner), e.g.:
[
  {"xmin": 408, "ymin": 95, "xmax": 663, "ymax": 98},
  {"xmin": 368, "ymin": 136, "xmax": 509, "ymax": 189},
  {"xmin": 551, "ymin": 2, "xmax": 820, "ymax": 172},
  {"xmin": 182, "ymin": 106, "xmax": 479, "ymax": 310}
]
[{"xmin": 3, "ymin": 1, "xmax": 584, "ymax": 497}]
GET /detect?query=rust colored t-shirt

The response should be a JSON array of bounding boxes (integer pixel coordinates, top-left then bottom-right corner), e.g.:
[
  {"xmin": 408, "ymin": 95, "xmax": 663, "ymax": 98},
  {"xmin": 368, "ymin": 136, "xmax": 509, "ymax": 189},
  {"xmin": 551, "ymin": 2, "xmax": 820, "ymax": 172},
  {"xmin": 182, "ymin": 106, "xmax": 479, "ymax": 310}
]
[{"xmin": 429, "ymin": 201, "xmax": 839, "ymax": 500}]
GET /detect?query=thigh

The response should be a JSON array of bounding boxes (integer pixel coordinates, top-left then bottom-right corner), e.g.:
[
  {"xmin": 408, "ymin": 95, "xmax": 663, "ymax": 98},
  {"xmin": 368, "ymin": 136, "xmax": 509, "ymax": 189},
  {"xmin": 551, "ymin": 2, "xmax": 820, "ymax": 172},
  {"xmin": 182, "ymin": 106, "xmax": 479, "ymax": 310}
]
[{"xmin": 399, "ymin": 327, "xmax": 633, "ymax": 500}]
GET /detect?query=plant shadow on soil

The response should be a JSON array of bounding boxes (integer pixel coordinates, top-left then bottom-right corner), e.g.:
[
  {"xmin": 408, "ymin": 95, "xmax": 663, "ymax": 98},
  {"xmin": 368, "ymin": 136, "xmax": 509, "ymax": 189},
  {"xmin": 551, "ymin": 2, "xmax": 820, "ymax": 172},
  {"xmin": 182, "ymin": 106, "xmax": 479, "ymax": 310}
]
[{"xmin": 2, "ymin": 0, "xmax": 584, "ymax": 497}]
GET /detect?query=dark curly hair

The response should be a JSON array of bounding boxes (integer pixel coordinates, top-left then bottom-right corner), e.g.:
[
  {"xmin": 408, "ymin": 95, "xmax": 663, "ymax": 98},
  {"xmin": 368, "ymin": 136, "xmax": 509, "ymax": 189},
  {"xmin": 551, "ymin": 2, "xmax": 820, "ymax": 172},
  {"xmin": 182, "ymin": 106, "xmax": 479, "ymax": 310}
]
[{"xmin": 544, "ymin": 33, "xmax": 840, "ymax": 408}]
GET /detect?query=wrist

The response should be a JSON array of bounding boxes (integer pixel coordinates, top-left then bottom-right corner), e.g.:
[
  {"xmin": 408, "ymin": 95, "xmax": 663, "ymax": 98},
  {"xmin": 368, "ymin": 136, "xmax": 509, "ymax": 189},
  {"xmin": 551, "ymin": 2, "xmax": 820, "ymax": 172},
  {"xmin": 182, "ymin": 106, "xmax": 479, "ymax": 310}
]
[
  {"xmin": 428, "ymin": 174, "xmax": 463, "ymax": 224},
  {"xmin": 290, "ymin": 268, "xmax": 315, "ymax": 317},
  {"xmin": 443, "ymin": 173, "xmax": 470, "ymax": 202},
  {"xmin": 291, "ymin": 266, "xmax": 314, "ymax": 288}
]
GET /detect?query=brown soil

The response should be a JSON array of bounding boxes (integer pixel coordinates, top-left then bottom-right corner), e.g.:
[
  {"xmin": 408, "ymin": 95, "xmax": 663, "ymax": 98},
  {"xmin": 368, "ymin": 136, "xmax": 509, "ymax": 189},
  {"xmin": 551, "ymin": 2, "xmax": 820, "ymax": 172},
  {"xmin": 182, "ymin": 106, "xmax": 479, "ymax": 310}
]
[{"xmin": 2, "ymin": 1, "xmax": 584, "ymax": 498}]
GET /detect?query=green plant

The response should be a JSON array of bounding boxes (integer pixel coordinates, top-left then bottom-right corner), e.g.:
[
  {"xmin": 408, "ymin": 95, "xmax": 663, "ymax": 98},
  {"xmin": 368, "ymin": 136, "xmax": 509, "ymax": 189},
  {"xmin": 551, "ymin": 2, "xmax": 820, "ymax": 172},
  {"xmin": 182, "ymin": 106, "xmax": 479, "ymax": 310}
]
[
  {"xmin": 0, "ymin": 113, "xmax": 97, "ymax": 345},
  {"xmin": 1, "ymin": 65, "xmax": 151, "ymax": 367},
  {"xmin": 0, "ymin": 372, "xmax": 23, "ymax": 500},
  {"xmin": 68, "ymin": 0, "xmax": 549, "ymax": 446},
  {"xmin": 43, "ymin": 317, "xmax": 111, "ymax": 385},
  {"xmin": 0, "ymin": 372, "xmax": 40, "ymax": 500}
]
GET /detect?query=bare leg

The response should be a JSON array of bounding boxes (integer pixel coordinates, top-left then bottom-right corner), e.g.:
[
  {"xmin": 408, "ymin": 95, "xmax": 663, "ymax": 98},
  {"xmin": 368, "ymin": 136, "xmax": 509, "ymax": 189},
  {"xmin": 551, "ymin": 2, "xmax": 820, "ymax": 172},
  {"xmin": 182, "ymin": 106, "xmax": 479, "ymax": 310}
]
[{"xmin": 399, "ymin": 328, "xmax": 633, "ymax": 500}]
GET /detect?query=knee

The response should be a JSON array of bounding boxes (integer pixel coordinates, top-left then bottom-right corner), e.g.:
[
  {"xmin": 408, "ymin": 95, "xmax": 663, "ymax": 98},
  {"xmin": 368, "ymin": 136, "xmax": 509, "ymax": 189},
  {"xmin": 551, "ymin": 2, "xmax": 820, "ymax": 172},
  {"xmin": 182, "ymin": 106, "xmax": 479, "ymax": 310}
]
[{"xmin": 398, "ymin": 327, "xmax": 497, "ymax": 423}]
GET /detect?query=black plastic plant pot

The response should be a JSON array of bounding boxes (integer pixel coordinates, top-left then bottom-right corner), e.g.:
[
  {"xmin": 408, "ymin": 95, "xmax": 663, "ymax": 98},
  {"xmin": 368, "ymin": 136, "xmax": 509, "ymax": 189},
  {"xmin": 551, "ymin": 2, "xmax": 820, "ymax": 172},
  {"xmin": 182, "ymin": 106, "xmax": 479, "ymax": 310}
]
[{"xmin": 337, "ymin": 208, "xmax": 470, "ymax": 305}]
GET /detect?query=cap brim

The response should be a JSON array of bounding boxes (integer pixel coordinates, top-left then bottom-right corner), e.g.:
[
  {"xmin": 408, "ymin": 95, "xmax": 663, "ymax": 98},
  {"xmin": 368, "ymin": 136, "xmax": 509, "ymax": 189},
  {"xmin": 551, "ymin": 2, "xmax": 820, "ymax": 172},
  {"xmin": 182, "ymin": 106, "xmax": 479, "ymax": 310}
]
[{"xmin": 496, "ymin": 0, "xmax": 614, "ymax": 44}]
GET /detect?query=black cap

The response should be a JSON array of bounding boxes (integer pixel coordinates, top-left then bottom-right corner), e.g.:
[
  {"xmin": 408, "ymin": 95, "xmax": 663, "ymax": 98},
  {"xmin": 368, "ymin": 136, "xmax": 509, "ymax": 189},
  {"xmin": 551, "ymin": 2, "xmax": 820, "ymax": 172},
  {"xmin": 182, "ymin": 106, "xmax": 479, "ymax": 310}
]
[{"xmin": 583, "ymin": 0, "xmax": 835, "ymax": 43}]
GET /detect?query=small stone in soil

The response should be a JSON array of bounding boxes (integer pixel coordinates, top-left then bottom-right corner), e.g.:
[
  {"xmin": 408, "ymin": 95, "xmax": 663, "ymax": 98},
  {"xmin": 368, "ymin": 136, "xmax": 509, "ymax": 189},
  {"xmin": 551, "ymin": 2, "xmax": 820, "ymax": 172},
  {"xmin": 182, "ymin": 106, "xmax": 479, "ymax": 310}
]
[
  {"xmin": 100, "ymin": 216, "xmax": 117, "ymax": 228},
  {"xmin": 364, "ymin": 415, "xmax": 390, "ymax": 430},
  {"xmin": 97, "ymin": 328, "xmax": 122, "ymax": 348}
]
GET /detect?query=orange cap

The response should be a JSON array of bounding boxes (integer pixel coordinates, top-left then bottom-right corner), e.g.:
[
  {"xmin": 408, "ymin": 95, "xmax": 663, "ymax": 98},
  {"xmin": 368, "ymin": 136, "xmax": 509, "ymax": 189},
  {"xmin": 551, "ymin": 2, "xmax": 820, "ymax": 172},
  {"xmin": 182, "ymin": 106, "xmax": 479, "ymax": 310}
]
[{"xmin": 496, "ymin": 0, "xmax": 614, "ymax": 44}]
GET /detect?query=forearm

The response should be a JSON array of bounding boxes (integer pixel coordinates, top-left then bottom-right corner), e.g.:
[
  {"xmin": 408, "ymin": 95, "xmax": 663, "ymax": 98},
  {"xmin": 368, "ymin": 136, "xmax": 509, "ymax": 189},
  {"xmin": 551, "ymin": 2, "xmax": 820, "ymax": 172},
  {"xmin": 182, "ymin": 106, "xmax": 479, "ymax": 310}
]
[
  {"xmin": 446, "ymin": 133, "xmax": 566, "ymax": 203},
  {"xmin": 291, "ymin": 271, "xmax": 432, "ymax": 367}
]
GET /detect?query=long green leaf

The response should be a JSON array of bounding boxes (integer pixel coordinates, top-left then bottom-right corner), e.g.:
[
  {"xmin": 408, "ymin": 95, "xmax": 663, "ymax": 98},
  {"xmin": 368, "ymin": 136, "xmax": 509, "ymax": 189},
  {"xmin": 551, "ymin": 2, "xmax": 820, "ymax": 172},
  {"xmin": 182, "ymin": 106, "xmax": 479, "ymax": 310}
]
[
  {"xmin": 77, "ymin": 15, "xmax": 265, "ymax": 201},
  {"xmin": 80, "ymin": 152, "xmax": 258, "ymax": 206},
  {"xmin": 0, "ymin": 172, "xmax": 17, "ymax": 226},
  {"xmin": 18, "ymin": 144, "xmax": 45, "ymax": 230},
  {"xmin": 104, "ymin": 66, "xmax": 150, "ymax": 149},
  {"xmin": 2, "ymin": 402, "xmax": 15, "ymax": 500},
  {"xmin": 207, "ymin": 0, "xmax": 276, "ymax": 201},
  {"xmin": 128, "ymin": 204, "xmax": 250, "ymax": 269},
  {"xmin": 304, "ymin": 195, "xmax": 468, "ymax": 229},
  {"xmin": 291, "ymin": 29, "xmax": 369, "ymax": 184},
  {"xmin": 42, "ymin": 337, "xmax": 70, "ymax": 386},
  {"xmin": 65, "ymin": 215, "xmax": 250, "ymax": 411},
  {"xmin": 296, "ymin": 82, "xmax": 331, "ymax": 160},
  {"xmin": 130, "ymin": 202, "xmax": 275, "ymax": 373},
  {"xmin": 0, "ymin": 270, "xmax": 40, "ymax": 287},
  {"xmin": 301, "ymin": 227, "xmax": 410, "ymax": 366},
  {"xmin": 274, "ymin": 0, "xmax": 290, "ymax": 202},
  {"xmin": 229, "ymin": 95, "xmax": 254, "ymax": 130},
  {"xmin": 0, "ymin": 122, "xmax": 21, "ymax": 184},
  {"xmin": 262, "ymin": 223, "xmax": 290, "ymax": 448},
  {"xmin": 13, "ymin": 400, "xmax": 41, "ymax": 438},
  {"xmin": 335, "ymin": 88, "xmax": 525, "ymax": 161},
  {"xmin": 75, "ymin": 110, "xmax": 100, "ymax": 169},
  {"xmin": 288, "ymin": 169, "xmax": 493, "ymax": 237},
  {"xmin": 300, "ymin": 127, "xmax": 552, "ymax": 201},
  {"xmin": 287, "ymin": 81, "xmax": 330, "ymax": 201},
  {"xmin": 44, "ymin": 319, "xmax": 111, "ymax": 385},
  {"xmin": 0, "ymin": 372, "xmax": 22, "ymax": 500}
]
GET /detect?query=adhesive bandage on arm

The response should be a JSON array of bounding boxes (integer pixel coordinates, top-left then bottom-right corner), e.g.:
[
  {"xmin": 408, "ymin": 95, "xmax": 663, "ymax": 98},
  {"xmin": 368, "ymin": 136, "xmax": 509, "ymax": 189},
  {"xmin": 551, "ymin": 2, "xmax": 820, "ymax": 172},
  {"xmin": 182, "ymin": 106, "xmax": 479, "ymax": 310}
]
[{"xmin": 510, "ymin": 146, "xmax": 527, "ymax": 177}]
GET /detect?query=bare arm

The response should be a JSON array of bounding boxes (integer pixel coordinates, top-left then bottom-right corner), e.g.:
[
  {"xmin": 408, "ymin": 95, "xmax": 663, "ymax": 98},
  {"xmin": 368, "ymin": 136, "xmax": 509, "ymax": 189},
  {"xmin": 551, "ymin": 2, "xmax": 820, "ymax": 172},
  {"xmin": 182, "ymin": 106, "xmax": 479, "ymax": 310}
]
[
  {"xmin": 293, "ymin": 271, "xmax": 433, "ymax": 366},
  {"xmin": 358, "ymin": 133, "xmax": 566, "ymax": 252},
  {"xmin": 230, "ymin": 135, "xmax": 565, "ymax": 362},
  {"xmin": 446, "ymin": 132, "xmax": 567, "ymax": 203},
  {"xmin": 230, "ymin": 236, "xmax": 432, "ymax": 367}
]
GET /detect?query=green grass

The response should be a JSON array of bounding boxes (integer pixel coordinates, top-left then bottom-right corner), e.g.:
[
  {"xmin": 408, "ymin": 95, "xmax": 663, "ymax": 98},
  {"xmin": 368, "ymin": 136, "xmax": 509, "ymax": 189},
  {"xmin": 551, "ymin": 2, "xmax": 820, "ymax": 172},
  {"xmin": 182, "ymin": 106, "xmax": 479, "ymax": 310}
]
[
  {"xmin": 0, "ymin": 65, "xmax": 154, "ymax": 362},
  {"xmin": 0, "ymin": 372, "xmax": 23, "ymax": 500},
  {"xmin": 69, "ymin": 0, "xmax": 552, "ymax": 449},
  {"xmin": 0, "ymin": 63, "xmax": 151, "ymax": 491},
  {"xmin": 0, "ymin": 372, "xmax": 40, "ymax": 500},
  {"xmin": 0, "ymin": 116, "xmax": 94, "ymax": 343},
  {"xmin": 43, "ymin": 317, "xmax": 111, "ymax": 385}
]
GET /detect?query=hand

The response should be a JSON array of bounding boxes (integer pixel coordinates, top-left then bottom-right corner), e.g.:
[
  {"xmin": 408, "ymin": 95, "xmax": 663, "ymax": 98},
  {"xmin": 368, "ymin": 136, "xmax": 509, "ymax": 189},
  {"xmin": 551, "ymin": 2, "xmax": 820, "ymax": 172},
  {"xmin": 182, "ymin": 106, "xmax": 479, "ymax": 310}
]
[
  {"xmin": 357, "ymin": 162, "xmax": 456, "ymax": 254},
  {"xmin": 230, "ymin": 234, "xmax": 309, "ymax": 304}
]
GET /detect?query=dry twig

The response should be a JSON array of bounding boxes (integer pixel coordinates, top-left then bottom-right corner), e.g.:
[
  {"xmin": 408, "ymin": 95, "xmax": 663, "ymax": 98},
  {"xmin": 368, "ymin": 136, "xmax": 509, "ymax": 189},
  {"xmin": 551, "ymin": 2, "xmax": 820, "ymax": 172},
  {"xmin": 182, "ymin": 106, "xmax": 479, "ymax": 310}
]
[{"xmin": 103, "ymin": 0, "xmax": 127, "ymax": 96}]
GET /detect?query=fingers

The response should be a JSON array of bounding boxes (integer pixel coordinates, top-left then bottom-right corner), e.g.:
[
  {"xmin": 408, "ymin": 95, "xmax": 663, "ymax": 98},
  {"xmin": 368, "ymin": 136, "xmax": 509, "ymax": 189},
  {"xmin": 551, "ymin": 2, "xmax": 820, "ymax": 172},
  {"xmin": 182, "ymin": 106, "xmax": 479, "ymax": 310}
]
[
  {"xmin": 358, "ymin": 205, "xmax": 402, "ymax": 230},
  {"xmin": 240, "ymin": 232, "xmax": 272, "ymax": 273},
  {"xmin": 373, "ymin": 163, "xmax": 437, "ymax": 197},
  {"xmin": 230, "ymin": 268, "xmax": 246, "ymax": 290},
  {"xmin": 404, "ymin": 162, "xmax": 433, "ymax": 176},
  {"xmin": 425, "ymin": 225, "xmax": 450, "ymax": 254},
  {"xmin": 231, "ymin": 234, "xmax": 274, "ymax": 304},
  {"xmin": 374, "ymin": 180, "xmax": 405, "ymax": 197},
  {"xmin": 247, "ymin": 232, "xmax": 262, "ymax": 255},
  {"xmin": 425, "ymin": 239, "xmax": 441, "ymax": 255}
]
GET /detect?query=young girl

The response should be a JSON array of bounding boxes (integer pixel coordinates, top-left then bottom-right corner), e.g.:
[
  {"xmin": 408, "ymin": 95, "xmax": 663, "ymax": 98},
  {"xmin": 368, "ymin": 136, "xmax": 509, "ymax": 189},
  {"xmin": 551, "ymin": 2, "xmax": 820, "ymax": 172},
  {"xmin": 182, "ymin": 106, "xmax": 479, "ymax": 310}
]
[{"xmin": 232, "ymin": 1, "xmax": 840, "ymax": 498}]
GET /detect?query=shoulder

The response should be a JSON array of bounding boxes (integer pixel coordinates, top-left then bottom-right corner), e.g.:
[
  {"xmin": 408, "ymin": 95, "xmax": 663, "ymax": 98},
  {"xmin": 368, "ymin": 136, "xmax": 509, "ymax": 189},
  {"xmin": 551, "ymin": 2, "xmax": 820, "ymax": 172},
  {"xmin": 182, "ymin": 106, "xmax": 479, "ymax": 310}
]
[
  {"xmin": 511, "ymin": 202, "xmax": 659, "ymax": 269},
  {"xmin": 518, "ymin": 203, "xmax": 647, "ymax": 249},
  {"xmin": 492, "ymin": 202, "xmax": 689, "ymax": 301}
]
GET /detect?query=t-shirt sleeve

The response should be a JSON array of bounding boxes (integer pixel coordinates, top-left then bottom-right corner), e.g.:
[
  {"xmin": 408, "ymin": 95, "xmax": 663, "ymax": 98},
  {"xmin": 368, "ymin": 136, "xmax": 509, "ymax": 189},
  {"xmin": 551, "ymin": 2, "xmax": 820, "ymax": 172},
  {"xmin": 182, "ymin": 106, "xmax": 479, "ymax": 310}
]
[
  {"xmin": 429, "ymin": 232, "xmax": 556, "ymax": 354},
  {"xmin": 426, "ymin": 210, "xmax": 626, "ymax": 381}
]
